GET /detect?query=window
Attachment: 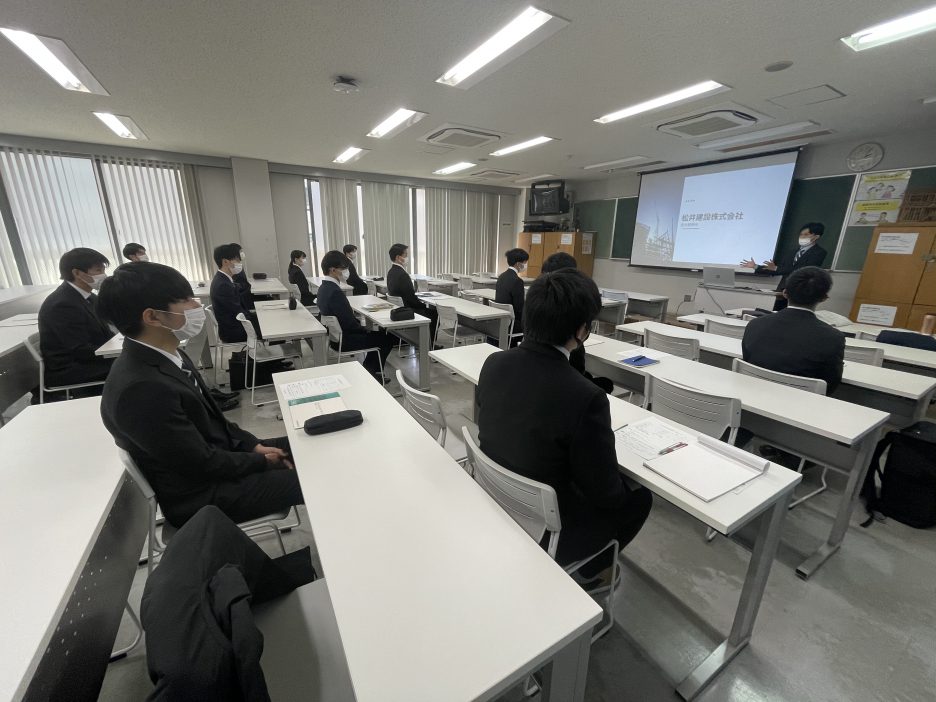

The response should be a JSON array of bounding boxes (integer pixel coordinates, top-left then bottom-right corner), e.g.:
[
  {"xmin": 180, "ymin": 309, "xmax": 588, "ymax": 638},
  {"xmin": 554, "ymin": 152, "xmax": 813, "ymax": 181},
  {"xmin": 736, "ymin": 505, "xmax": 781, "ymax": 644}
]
[
  {"xmin": 305, "ymin": 179, "xmax": 326, "ymax": 270},
  {"xmin": 414, "ymin": 188, "xmax": 427, "ymax": 274},
  {"xmin": 0, "ymin": 208, "xmax": 21, "ymax": 288}
]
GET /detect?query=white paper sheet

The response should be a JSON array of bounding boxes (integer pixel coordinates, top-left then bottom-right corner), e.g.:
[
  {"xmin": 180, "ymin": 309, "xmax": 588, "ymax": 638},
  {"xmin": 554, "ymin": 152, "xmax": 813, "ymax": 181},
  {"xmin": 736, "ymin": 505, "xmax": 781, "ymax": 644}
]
[
  {"xmin": 856, "ymin": 304, "xmax": 897, "ymax": 326},
  {"xmin": 280, "ymin": 375, "xmax": 350, "ymax": 402},
  {"xmin": 874, "ymin": 232, "xmax": 918, "ymax": 255},
  {"xmin": 614, "ymin": 418, "xmax": 694, "ymax": 460}
]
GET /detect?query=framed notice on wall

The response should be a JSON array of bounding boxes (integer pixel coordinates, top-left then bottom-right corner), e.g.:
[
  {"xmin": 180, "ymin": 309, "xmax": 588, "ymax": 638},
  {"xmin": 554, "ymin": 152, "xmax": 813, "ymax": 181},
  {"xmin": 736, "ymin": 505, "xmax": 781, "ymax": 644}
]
[
  {"xmin": 849, "ymin": 171, "xmax": 911, "ymax": 226},
  {"xmin": 582, "ymin": 232, "xmax": 594, "ymax": 255}
]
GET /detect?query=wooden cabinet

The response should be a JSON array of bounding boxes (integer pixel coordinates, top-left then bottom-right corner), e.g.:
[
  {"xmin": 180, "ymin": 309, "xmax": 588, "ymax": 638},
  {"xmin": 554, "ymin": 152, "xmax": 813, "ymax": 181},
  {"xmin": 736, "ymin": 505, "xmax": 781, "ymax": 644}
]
[
  {"xmin": 515, "ymin": 231, "xmax": 595, "ymax": 278},
  {"xmin": 849, "ymin": 225, "xmax": 936, "ymax": 330}
]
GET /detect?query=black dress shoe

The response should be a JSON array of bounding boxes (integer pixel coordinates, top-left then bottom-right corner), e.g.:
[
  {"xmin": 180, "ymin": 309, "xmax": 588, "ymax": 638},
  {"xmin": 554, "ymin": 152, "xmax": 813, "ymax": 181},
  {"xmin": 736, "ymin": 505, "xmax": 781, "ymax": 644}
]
[
  {"xmin": 209, "ymin": 388, "xmax": 239, "ymax": 401},
  {"xmin": 219, "ymin": 397, "xmax": 241, "ymax": 412}
]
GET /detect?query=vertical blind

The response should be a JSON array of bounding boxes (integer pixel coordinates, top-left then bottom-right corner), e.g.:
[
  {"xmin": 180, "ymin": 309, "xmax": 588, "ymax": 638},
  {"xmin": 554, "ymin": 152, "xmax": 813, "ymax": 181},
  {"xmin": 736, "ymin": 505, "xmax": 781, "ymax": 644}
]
[
  {"xmin": 465, "ymin": 191, "xmax": 499, "ymax": 274},
  {"xmin": 0, "ymin": 209, "xmax": 21, "ymax": 288},
  {"xmin": 361, "ymin": 181, "xmax": 410, "ymax": 275},
  {"xmin": 425, "ymin": 188, "xmax": 467, "ymax": 274},
  {"xmin": 99, "ymin": 158, "xmax": 213, "ymax": 280},
  {"xmin": 317, "ymin": 177, "xmax": 361, "ymax": 254}
]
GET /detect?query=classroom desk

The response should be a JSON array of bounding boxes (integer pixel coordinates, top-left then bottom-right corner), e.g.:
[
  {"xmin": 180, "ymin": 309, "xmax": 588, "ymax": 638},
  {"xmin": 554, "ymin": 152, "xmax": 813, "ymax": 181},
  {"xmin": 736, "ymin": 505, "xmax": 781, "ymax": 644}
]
[
  {"xmin": 308, "ymin": 277, "xmax": 353, "ymax": 296},
  {"xmin": 426, "ymin": 346, "xmax": 801, "ymax": 700},
  {"xmin": 94, "ymin": 326, "xmax": 213, "ymax": 371},
  {"xmin": 0, "ymin": 315, "xmax": 41, "ymax": 415},
  {"xmin": 416, "ymin": 292, "xmax": 512, "ymax": 349},
  {"xmin": 346, "ymin": 295, "xmax": 432, "ymax": 390},
  {"xmin": 254, "ymin": 300, "xmax": 328, "ymax": 366},
  {"xmin": 374, "ymin": 277, "xmax": 459, "ymax": 296},
  {"xmin": 191, "ymin": 277, "xmax": 289, "ymax": 301},
  {"xmin": 470, "ymin": 288, "xmax": 629, "ymax": 326},
  {"xmin": 583, "ymin": 334, "xmax": 889, "ymax": 579},
  {"xmin": 0, "ymin": 285, "xmax": 54, "ymax": 319},
  {"xmin": 0, "ymin": 398, "xmax": 148, "ymax": 701},
  {"xmin": 273, "ymin": 363, "xmax": 601, "ymax": 702},
  {"xmin": 599, "ymin": 288, "xmax": 669, "ymax": 321}
]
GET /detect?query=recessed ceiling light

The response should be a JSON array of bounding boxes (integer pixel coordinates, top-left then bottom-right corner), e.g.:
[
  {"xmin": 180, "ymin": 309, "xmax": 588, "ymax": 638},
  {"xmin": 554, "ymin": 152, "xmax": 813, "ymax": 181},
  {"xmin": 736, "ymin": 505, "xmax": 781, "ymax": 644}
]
[
  {"xmin": 333, "ymin": 147, "xmax": 369, "ymax": 164},
  {"xmin": 583, "ymin": 156, "xmax": 649, "ymax": 170},
  {"xmin": 490, "ymin": 136, "xmax": 554, "ymax": 156},
  {"xmin": 595, "ymin": 80, "xmax": 729, "ymax": 124},
  {"xmin": 1, "ymin": 28, "xmax": 108, "ymax": 94},
  {"xmin": 93, "ymin": 112, "xmax": 146, "ymax": 140},
  {"xmin": 436, "ymin": 6, "xmax": 569, "ymax": 89},
  {"xmin": 514, "ymin": 173, "xmax": 558, "ymax": 183},
  {"xmin": 841, "ymin": 5, "xmax": 936, "ymax": 51},
  {"xmin": 696, "ymin": 121, "xmax": 819, "ymax": 149},
  {"xmin": 433, "ymin": 162, "xmax": 476, "ymax": 175},
  {"xmin": 367, "ymin": 108, "xmax": 428, "ymax": 138}
]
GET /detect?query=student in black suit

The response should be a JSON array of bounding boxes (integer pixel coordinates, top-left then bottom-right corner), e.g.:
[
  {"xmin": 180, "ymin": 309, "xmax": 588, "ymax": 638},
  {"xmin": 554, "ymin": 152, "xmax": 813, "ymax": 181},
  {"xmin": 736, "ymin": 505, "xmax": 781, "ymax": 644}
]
[
  {"xmin": 342, "ymin": 244, "xmax": 368, "ymax": 295},
  {"xmin": 210, "ymin": 243, "xmax": 258, "ymax": 343},
  {"xmin": 477, "ymin": 268, "xmax": 652, "ymax": 580},
  {"xmin": 122, "ymin": 242, "xmax": 148, "ymax": 262},
  {"xmin": 741, "ymin": 222, "xmax": 827, "ymax": 311},
  {"xmin": 37, "ymin": 248, "xmax": 115, "ymax": 394},
  {"xmin": 230, "ymin": 241, "xmax": 258, "ymax": 307},
  {"xmin": 495, "ymin": 248, "xmax": 528, "ymax": 340},
  {"xmin": 540, "ymin": 252, "xmax": 615, "ymax": 394},
  {"xmin": 97, "ymin": 261, "xmax": 304, "ymax": 527},
  {"xmin": 742, "ymin": 265, "xmax": 845, "ymax": 393},
  {"xmin": 386, "ymin": 243, "xmax": 437, "ymax": 342},
  {"xmin": 317, "ymin": 251, "xmax": 397, "ymax": 382},
  {"xmin": 287, "ymin": 249, "xmax": 315, "ymax": 306}
]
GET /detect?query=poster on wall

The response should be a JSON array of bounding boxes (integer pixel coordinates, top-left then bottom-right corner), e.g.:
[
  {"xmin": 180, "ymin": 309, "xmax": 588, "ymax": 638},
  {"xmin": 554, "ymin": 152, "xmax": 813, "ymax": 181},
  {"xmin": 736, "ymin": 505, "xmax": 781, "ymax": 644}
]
[
  {"xmin": 856, "ymin": 303, "xmax": 898, "ymax": 326},
  {"xmin": 581, "ymin": 232, "xmax": 594, "ymax": 255},
  {"xmin": 848, "ymin": 170, "xmax": 911, "ymax": 226},
  {"xmin": 531, "ymin": 233, "xmax": 542, "ymax": 244}
]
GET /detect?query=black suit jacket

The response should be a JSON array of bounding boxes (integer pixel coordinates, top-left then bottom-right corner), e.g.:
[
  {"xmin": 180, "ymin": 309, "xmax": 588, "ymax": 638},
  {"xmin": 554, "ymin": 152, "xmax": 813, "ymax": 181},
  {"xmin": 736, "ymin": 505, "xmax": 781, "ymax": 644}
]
[
  {"xmin": 756, "ymin": 244, "xmax": 827, "ymax": 291},
  {"xmin": 211, "ymin": 271, "xmax": 252, "ymax": 343},
  {"xmin": 100, "ymin": 340, "xmax": 267, "ymax": 524},
  {"xmin": 287, "ymin": 264, "xmax": 315, "ymax": 306},
  {"xmin": 37, "ymin": 282, "xmax": 114, "ymax": 385},
  {"xmin": 741, "ymin": 307, "xmax": 845, "ymax": 393},
  {"xmin": 386, "ymin": 263, "xmax": 428, "ymax": 311},
  {"xmin": 232, "ymin": 269, "xmax": 255, "ymax": 308},
  {"xmin": 495, "ymin": 268, "xmax": 525, "ymax": 329},
  {"xmin": 346, "ymin": 260, "xmax": 368, "ymax": 296},
  {"xmin": 477, "ymin": 341, "xmax": 631, "ymax": 533},
  {"xmin": 316, "ymin": 279, "xmax": 366, "ymax": 336}
]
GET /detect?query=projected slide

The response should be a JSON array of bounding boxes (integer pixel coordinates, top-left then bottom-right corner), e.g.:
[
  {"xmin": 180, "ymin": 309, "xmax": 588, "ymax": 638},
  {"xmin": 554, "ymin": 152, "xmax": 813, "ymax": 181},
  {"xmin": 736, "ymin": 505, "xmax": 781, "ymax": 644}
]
[{"xmin": 631, "ymin": 152, "xmax": 798, "ymax": 270}]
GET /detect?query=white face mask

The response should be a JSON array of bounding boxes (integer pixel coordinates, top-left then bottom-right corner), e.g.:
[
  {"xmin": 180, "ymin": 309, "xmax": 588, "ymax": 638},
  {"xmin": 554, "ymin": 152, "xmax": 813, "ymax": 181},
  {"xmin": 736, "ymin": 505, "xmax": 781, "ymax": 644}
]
[
  {"xmin": 341, "ymin": 268, "xmax": 351, "ymax": 281},
  {"xmin": 231, "ymin": 262, "xmax": 244, "ymax": 275},
  {"xmin": 399, "ymin": 257, "xmax": 408, "ymax": 267},
  {"xmin": 160, "ymin": 306, "xmax": 206, "ymax": 341},
  {"xmin": 298, "ymin": 258, "xmax": 307, "ymax": 268},
  {"xmin": 346, "ymin": 252, "xmax": 355, "ymax": 261},
  {"xmin": 87, "ymin": 272, "xmax": 107, "ymax": 290},
  {"xmin": 137, "ymin": 254, "xmax": 149, "ymax": 262},
  {"xmin": 798, "ymin": 237, "xmax": 812, "ymax": 247}
]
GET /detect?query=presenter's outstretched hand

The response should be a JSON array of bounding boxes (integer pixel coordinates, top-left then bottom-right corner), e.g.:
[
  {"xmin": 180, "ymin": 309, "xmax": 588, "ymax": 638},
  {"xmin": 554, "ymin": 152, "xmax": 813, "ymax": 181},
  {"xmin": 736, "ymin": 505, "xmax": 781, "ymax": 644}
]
[
  {"xmin": 761, "ymin": 260, "xmax": 777, "ymax": 271},
  {"xmin": 740, "ymin": 258, "xmax": 757, "ymax": 269}
]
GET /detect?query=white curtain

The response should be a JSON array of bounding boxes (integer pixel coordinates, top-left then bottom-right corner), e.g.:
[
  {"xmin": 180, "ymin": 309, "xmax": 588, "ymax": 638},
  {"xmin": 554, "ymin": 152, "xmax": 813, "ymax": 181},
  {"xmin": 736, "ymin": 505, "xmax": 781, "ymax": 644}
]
[
  {"xmin": 465, "ymin": 191, "xmax": 499, "ymax": 274},
  {"xmin": 497, "ymin": 193, "xmax": 517, "ymax": 270},
  {"xmin": 0, "ymin": 148, "xmax": 115, "ymax": 284},
  {"xmin": 425, "ymin": 187, "xmax": 467, "ymax": 275},
  {"xmin": 318, "ymin": 177, "xmax": 361, "ymax": 255},
  {"xmin": 362, "ymin": 181, "xmax": 410, "ymax": 276},
  {"xmin": 99, "ymin": 158, "xmax": 213, "ymax": 280},
  {"xmin": 0, "ymin": 208, "xmax": 21, "ymax": 288}
]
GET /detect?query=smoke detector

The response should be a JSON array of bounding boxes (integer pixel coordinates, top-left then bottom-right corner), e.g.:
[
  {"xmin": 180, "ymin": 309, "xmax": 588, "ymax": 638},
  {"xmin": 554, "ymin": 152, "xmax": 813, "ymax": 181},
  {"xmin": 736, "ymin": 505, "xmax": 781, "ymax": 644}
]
[{"xmin": 332, "ymin": 76, "xmax": 360, "ymax": 94}]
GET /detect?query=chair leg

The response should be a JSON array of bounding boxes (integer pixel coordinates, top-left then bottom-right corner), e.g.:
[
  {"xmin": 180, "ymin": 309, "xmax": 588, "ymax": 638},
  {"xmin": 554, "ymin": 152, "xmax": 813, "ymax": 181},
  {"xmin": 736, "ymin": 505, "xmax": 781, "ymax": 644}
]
[
  {"xmin": 789, "ymin": 460, "xmax": 829, "ymax": 509},
  {"xmin": 109, "ymin": 602, "xmax": 143, "ymax": 662},
  {"xmin": 705, "ymin": 527, "xmax": 718, "ymax": 542}
]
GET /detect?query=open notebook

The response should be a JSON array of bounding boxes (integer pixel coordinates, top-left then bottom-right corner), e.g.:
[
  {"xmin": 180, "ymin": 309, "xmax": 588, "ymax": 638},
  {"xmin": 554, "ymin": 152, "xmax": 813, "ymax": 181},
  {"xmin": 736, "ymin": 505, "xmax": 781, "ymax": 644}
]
[{"xmin": 280, "ymin": 376, "xmax": 350, "ymax": 429}]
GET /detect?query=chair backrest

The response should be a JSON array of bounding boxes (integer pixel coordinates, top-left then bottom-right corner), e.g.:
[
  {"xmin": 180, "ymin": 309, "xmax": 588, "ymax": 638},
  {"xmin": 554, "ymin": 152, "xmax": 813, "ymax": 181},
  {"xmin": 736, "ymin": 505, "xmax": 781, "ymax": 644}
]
[
  {"xmin": 236, "ymin": 312, "xmax": 258, "ymax": 351},
  {"xmin": 386, "ymin": 294, "xmax": 404, "ymax": 307},
  {"xmin": 600, "ymin": 289, "xmax": 629, "ymax": 303},
  {"xmin": 461, "ymin": 427, "xmax": 562, "ymax": 557},
  {"xmin": 438, "ymin": 273, "xmax": 454, "ymax": 281},
  {"xmin": 320, "ymin": 315, "xmax": 343, "ymax": 346},
  {"xmin": 22, "ymin": 331, "xmax": 42, "ymax": 364},
  {"xmin": 204, "ymin": 305, "xmax": 221, "ymax": 346},
  {"xmin": 732, "ymin": 358, "xmax": 826, "ymax": 394},
  {"xmin": 487, "ymin": 300, "xmax": 516, "ymax": 337},
  {"xmin": 457, "ymin": 277, "xmax": 473, "ymax": 291},
  {"xmin": 844, "ymin": 343, "xmax": 885, "ymax": 366},
  {"xmin": 395, "ymin": 370, "xmax": 447, "ymax": 444},
  {"xmin": 645, "ymin": 327, "xmax": 700, "ymax": 361},
  {"xmin": 366, "ymin": 280, "xmax": 377, "ymax": 296},
  {"xmin": 118, "ymin": 447, "xmax": 156, "ymax": 502},
  {"xmin": 288, "ymin": 282, "xmax": 301, "ymax": 298},
  {"xmin": 704, "ymin": 318, "xmax": 747, "ymax": 340},
  {"xmin": 435, "ymin": 303, "xmax": 459, "ymax": 334},
  {"xmin": 643, "ymin": 376, "xmax": 740, "ymax": 444},
  {"xmin": 459, "ymin": 291, "xmax": 483, "ymax": 304}
]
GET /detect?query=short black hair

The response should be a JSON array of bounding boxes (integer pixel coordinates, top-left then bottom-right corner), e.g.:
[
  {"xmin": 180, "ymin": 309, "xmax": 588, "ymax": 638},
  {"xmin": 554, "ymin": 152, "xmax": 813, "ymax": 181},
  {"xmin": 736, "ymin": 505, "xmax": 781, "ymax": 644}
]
[
  {"xmin": 290, "ymin": 249, "xmax": 306, "ymax": 263},
  {"xmin": 541, "ymin": 252, "xmax": 577, "ymax": 273},
  {"xmin": 342, "ymin": 244, "xmax": 357, "ymax": 255},
  {"xmin": 389, "ymin": 243, "xmax": 408, "ymax": 261},
  {"xmin": 784, "ymin": 266, "xmax": 832, "ymax": 307},
  {"xmin": 321, "ymin": 250, "xmax": 350, "ymax": 275},
  {"xmin": 213, "ymin": 243, "xmax": 241, "ymax": 268},
  {"xmin": 524, "ymin": 268, "xmax": 601, "ymax": 346},
  {"xmin": 122, "ymin": 243, "xmax": 146, "ymax": 259},
  {"xmin": 97, "ymin": 262, "xmax": 194, "ymax": 337},
  {"xmin": 505, "ymin": 248, "xmax": 529, "ymax": 266},
  {"xmin": 59, "ymin": 248, "xmax": 109, "ymax": 281},
  {"xmin": 801, "ymin": 222, "xmax": 825, "ymax": 237}
]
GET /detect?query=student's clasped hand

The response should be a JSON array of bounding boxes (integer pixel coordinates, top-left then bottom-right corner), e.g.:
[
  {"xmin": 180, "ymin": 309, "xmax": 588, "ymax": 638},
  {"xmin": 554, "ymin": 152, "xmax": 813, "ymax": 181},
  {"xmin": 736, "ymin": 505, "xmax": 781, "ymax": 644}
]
[{"xmin": 254, "ymin": 444, "xmax": 295, "ymax": 469}]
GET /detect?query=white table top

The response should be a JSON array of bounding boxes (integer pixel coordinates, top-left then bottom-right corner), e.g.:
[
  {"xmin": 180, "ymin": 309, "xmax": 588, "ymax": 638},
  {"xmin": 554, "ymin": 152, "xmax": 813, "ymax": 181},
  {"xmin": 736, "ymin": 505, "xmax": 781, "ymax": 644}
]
[
  {"xmin": 95, "ymin": 333, "xmax": 126, "ymax": 358},
  {"xmin": 255, "ymin": 300, "xmax": 327, "ymax": 340},
  {"xmin": 0, "ymin": 285, "xmax": 54, "ymax": 306},
  {"xmin": 428, "ymin": 346, "xmax": 800, "ymax": 535},
  {"xmin": 0, "ymin": 316, "xmax": 39, "ymax": 358},
  {"xmin": 191, "ymin": 277, "xmax": 288, "ymax": 298},
  {"xmin": 347, "ymin": 294, "xmax": 430, "ymax": 330},
  {"xmin": 617, "ymin": 321, "xmax": 936, "ymax": 402},
  {"xmin": 0, "ymin": 398, "xmax": 124, "ymax": 700},
  {"xmin": 308, "ymin": 277, "xmax": 353, "ymax": 293},
  {"xmin": 470, "ymin": 287, "xmax": 624, "ymax": 310},
  {"xmin": 273, "ymin": 363, "xmax": 601, "ymax": 702},
  {"xmin": 598, "ymin": 288, "xmax": 669, "ymax": 303},
  {"xmin": 417, "ymin": 292, "xmax": 510, "ymax": 321}
]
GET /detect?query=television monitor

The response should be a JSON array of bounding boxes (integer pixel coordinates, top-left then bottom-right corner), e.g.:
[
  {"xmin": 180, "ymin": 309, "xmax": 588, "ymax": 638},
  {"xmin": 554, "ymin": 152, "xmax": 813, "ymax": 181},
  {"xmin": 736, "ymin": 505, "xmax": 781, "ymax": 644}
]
[{"xmin": 529, "ymin": 180, "xmax": 570, "ymax": 215}]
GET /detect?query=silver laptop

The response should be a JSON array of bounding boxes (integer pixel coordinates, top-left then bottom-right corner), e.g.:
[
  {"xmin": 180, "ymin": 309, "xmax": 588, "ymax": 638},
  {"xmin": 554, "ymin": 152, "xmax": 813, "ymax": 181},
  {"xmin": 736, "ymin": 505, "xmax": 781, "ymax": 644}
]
[{"xmin": 702, "ymin": 266, "xmax": 735, "ymax": 287}]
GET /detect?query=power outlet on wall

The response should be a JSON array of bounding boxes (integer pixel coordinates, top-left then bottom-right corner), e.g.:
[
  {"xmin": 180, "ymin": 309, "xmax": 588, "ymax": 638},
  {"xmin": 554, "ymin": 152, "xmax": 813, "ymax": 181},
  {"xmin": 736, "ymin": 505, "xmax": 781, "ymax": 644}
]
[{"xmin": 683, "ymin": 294, "xmax": 693, "ymax": 302}]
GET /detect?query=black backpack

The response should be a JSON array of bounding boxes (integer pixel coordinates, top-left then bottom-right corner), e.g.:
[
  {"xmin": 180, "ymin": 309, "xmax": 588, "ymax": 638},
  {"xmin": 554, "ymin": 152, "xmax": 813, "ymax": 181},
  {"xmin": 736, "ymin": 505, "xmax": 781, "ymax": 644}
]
[{"xmin": 861, "ymin": 421, "xmax": 936, "ymax": 529}]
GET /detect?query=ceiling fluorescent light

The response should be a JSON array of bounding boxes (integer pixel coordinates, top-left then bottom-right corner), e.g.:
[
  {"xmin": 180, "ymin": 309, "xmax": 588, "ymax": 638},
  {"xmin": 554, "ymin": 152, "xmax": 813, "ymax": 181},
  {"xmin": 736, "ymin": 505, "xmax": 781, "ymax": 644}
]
[
  {"xmin": 595, "ymin": 80, "xmax": 728, "ymax": 124},
  {"xmin": 490, "ymin": 136, "xmax": 554, "ymax": 156},
  {"xmin": 1, "ymin": 28, "xmax": 108, "ymax": 94},
  {"xmin": 514, "ymin": 173, "xmax": 557, "ymax": 183},
  {"xmin": 436, "ymin": 6, "xmax": 569, "ymax": 89},
  {"xmin": 367, "ymin": 108, "xmax": 428, "ymax": 138},
  {"xmin": 333, "ymin": 147, "xmax": 369, "ymax": 164},
  {"xmin": 841, "ymin": 5, "xmax": 936, "ymax": 51},
  {"xmin": 434, "ymin": 162, "xmax": 476, "ymax": 175},
  {"xmin": 583, "ymin": 156, "xmax": 648, "ymax": 170},
  {"xmin": 697, "ymin": 121, "xmax": 819, "ymax": 149},
  {"xmin": 93, "ymin": 112, "xmax": 145, "ymax": 140}
]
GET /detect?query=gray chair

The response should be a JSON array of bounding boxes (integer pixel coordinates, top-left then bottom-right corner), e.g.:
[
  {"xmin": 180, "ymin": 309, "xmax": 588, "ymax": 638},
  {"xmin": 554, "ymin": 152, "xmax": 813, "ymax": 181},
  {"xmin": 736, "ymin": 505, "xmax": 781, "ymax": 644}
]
[
  {"xmin": 644, "ymin": 327, "xmax": 700, "ymax": 361},
  {"xmin": 434, "ymin": 303, "xmax": 484, "ymax": 348},
  {"xmin": 235, "ymin": 313, "xmax": 303, "ymax": 406},
  {"xmin": 204, "ymin": 306, "xmax": 245, "ymax": 386},
  {"xmin": 844, "ymin": 343, "xmax": 885, "ymax": 366},
  {"xmin": 396, "ymin": 369, "xmax": 472, "ymax": 468},
  {"xmin": 22, "ymin": 332, "xmax": 106, "ymax": 403},
  {"xmin": 320, "ymin": 315, "xmax": 385, "ymax": 379},
  {"xmin": 488, "ymin": 300, "xmax": 523, "ymax": 345},
  {"xmin": 458, "ymin": 290, "xmax": 484, "ymax": 304},
  {"xmin": 365, "ymin": 280, "xmax": 378, "ymax": 297},
  {"xmin": 643, "ymin": 376, "xmax": 740, "ymax": 445},
  {"xmin": 463, "ymin": 428, "xmax": 619, "ymax": 642},
  {"xmin": 704, "ymin": 318, "xmax": 747, "ymax": 340},
  {"xmin": 288, "ymin": 282, "xmax": 320, "ymax": 317}
]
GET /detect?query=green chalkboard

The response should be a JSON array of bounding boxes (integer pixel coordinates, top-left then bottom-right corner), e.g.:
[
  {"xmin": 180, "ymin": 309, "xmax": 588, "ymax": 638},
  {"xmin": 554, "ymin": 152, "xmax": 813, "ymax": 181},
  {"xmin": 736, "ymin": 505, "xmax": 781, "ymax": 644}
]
[
  {"xmin": 574, "ymin": 199, "xmax": 615, "ymax": 259},
  {"xmin": 611, "ymin": 197, "xmax": 637, "ymax": 259},
  {"xmin": 775, "ymin": 175, "xmax": 855, "ymax": 270}
]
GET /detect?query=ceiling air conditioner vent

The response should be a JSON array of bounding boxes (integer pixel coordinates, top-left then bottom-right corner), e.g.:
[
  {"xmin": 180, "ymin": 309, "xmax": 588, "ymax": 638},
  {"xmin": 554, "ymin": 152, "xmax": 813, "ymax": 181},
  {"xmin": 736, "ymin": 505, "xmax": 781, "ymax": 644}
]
[
  {"xmin": 658, "ymin": 110, "xmax": 758, "ymax": 138},
  {"xmin": 420, "ymin": 123, "xmax": 503, "ymax": 149},
  {"xmin": 470, "ymin": 169, "xmax": 520, "ymax": 180},
  {"xmin": 602, "ymin": 159, "xmax": 667, "ymax": 174}
]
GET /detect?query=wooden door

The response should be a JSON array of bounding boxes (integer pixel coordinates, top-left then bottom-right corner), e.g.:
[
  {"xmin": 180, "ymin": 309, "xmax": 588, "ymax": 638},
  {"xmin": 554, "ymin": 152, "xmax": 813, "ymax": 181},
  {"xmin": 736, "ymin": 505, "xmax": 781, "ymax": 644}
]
[
  {"xmin": 522, "ymin": 231, "xmax": 545, "ymax": 278},
  {"xmin": 854, "ymin": 227, "xmax": 936, "ymax": 303},
  {"xmin": 912, "ymin": 229, "xmax": 936, "ymax": 306},
  {"xmin": 907, "ymin": 305, "xmax": 936, "ymax": 332}
]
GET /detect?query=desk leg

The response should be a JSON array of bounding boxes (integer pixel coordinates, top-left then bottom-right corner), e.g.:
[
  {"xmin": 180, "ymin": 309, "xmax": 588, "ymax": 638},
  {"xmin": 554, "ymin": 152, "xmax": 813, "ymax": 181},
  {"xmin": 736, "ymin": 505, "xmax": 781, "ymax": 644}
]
[
  {"xmin": 418, "ymin": 324, "xmax": 431, "ymax": 390},
  {"xmin": 677, "ymin": 490, "xmax": 791, "ymax": 701},
  {"xmin": 539, "ymin": 629, "xmax": 591, "ymax": 702},
  {"xmin": 796, "ymin": 425, "xmax": 884, "ymax": 579},
  {"xmin": 498, "ymin": 317, "xmax": 509, "ymax": 349},
  {"xmin": 311, "ymin": 335, "xmax": 327, "ymax": 367},
  {"xmin": 658, "ymin": 300, "xmax": 668, "ymax": 322}
]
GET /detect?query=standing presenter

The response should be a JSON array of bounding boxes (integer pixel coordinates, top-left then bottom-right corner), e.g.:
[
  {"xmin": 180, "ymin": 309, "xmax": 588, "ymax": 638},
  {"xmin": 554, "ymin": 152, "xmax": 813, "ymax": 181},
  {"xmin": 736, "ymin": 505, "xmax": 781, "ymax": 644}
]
[{"xmin": 741, "ymin": 222, "xmax": 827, "ymax": 311}]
